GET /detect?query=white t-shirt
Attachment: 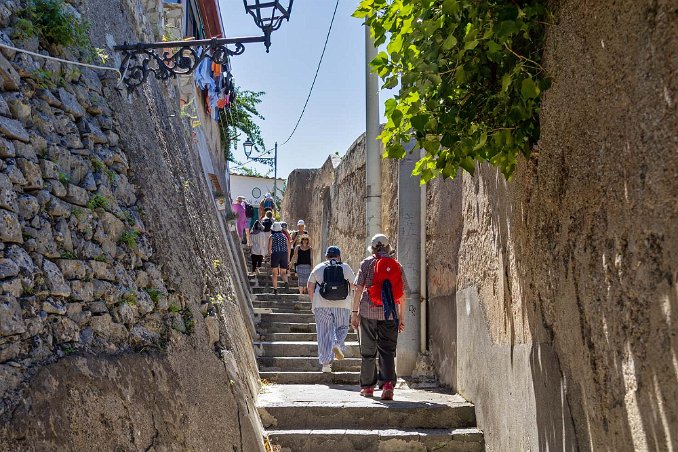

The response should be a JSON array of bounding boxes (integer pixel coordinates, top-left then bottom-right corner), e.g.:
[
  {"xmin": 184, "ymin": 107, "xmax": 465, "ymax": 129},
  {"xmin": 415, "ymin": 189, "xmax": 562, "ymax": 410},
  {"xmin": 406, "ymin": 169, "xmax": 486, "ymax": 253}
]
[
  {"xmin": 307, "ymin": 260, "xmax": 356, "ymax": 311},
  {"xmin": 250, "ymin": 231, "xmax": 268, "ymax": 256}
]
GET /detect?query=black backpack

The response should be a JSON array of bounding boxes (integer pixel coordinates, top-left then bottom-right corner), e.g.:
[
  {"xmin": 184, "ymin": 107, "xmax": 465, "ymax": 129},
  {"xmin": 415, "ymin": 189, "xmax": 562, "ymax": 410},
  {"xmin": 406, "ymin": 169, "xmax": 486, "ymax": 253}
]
[
  {"xmin": 262, "ymin": 218, "xmax": 273, "ymax": 232},
  {"xmin": 319, "ymin": 260, "xmax": 349, "ymax": 301},
  {"xmin": 245, "ymin": 203, "xmax": 254, "ymax": 218}
]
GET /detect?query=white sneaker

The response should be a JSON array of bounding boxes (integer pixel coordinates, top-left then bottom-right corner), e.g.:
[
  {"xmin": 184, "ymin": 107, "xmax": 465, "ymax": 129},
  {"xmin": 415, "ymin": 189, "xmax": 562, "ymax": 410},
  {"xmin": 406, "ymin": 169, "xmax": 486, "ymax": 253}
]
[
  {"xmin": 321, "ymin": 364, "xmax": 331, "ymax": 373},
  {"xmin": 332, "ymin": 345, "xmax": 345, "ymax": 361}
]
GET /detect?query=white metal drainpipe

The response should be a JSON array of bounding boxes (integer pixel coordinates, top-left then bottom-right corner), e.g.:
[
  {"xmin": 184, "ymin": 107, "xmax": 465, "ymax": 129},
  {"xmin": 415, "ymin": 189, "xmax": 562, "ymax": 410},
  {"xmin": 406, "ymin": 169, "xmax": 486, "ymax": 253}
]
[
  {"xmin": 365, "ymin": 25, "xmax": 381, "ymax": 244},
  {"xmin": 420, "ymin": 148, "xmax": 428, "ymax": 353}
]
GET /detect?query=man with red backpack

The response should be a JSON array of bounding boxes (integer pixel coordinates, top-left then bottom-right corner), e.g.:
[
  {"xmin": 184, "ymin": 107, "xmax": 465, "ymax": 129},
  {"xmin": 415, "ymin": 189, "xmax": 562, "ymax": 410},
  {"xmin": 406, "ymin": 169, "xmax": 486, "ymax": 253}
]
[{"xmin": 351, "ymin": 234, "xmax": 407, "ymax": 401}]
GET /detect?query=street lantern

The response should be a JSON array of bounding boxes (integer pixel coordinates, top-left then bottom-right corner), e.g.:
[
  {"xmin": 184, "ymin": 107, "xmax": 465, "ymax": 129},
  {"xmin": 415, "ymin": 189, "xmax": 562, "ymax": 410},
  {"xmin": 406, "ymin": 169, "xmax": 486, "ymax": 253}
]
[
  {"xmin": 244, "ymin": 1, "xmax": 294, "ymax": 34},
  {"xmin": 243, "ymin": 138, "xmax": 255, "ymax": 157}
]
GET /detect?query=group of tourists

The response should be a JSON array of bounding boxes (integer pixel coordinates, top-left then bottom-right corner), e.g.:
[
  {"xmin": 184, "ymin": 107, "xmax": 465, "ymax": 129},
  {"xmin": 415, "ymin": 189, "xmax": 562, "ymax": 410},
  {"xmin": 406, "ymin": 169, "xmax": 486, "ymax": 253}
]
[{"xmin": 231, "ymin": 196, "xmax": 406, "ymax": 400}]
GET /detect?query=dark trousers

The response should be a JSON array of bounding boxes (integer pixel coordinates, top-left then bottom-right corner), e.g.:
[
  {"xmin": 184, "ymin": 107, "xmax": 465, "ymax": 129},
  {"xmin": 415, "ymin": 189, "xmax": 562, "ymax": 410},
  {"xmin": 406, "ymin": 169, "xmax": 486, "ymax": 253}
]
[
  {"xmin": 251, "ymin": 254, "xmax": 263, "ymax": 273},
  {"xmin": 359, "ymin": 318, "xmax": 398, "ymax": 388}
]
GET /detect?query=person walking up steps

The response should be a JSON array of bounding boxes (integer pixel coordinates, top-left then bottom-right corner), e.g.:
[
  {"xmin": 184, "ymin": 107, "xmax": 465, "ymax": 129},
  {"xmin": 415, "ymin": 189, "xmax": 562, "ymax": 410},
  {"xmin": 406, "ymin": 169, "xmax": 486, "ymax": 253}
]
[
  {"xmin": 249, "ymin": 220, "xmax": 267, "ymax": 274},
  {"xmin": 352, "ymin": 234, "xmax": 407, "ymax": 401},
  {"xmin": 290, "ymin": 235, "xmax": 312, "ymax": 294},
  {"xmin": 268, "ymin": 222, "xmax": 289, "ymax": 295},
  {"xmin": 307, "ymin": 246, "xmax": 355, "ymax": 373}
]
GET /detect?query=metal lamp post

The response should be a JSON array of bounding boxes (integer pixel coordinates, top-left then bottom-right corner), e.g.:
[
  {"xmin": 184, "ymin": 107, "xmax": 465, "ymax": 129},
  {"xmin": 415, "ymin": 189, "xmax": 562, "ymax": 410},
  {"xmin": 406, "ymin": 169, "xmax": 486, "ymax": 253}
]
[
  {"xmin": 243, "ymin": 139, "xmax": 278, "ymax": 203},
  {"xmin": 113, "ymin": 0, "xmax": 294, "ymax": 92}
]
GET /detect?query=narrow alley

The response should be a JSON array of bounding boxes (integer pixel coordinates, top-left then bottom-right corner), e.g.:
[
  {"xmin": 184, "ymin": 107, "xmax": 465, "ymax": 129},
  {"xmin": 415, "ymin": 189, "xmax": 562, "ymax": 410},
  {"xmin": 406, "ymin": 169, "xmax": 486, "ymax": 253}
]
[{"xmin": 243, "ymin": 242, "xmax": 484, "ymax": 451}]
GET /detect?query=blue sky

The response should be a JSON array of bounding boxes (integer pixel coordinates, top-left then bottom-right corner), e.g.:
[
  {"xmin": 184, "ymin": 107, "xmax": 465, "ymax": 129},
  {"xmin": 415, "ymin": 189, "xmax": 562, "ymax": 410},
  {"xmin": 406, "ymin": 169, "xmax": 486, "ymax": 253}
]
[{"xmin": 219, "ymin": 0, "xmax": 386, "ymax": 179}]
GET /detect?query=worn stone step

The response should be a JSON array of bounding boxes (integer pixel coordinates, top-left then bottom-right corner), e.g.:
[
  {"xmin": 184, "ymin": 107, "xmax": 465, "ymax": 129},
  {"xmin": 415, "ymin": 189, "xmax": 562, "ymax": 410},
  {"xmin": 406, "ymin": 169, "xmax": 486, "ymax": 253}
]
[
  {"xmin": 258, "ymin": 312, "xmax": 316, "ymax": 323},
  {"xmin": 257, "ymin": 322, "xmax": 316, "ymax": 334},
  {"xmin": 258, "ymin": 332, "xmax": 358, "ymax": 342},
  {"xmin": 257, "ymin": 357, "xmax": 361, "ymax": 372},
  {"xmin": 252, "ymin": 300, "xmax": 312, "ymax": 310},
  {"xmin": 254, "ymin": 341, "xmax": 360, "ymax": 358},
  {"xmin": 265, "ymin": 428, "xmax": 484, "ymax": 452},
  {"xmin": 255, "ymin": 294, "xmax": 307, "ymax": 302},
  {"xmin": 252, "ymin": 286, "xmax": 301, "ymax": 294},
  {"xmin": 259, "ymin": 371, "xmax": 360, "ymax": 385}
]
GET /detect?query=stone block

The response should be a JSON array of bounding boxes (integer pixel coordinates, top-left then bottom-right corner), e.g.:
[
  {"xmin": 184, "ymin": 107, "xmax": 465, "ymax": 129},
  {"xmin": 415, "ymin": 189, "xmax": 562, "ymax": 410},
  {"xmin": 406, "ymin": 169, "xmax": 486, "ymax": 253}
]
[
  {"xmin": 77, "ymin": 120, "xmax": 108, "ymax": 145},
  {"xmin": 16, "ymin": 158, "xmax": 43, "ymax": 190},
  {"xmin": 136, "ymin": 290, "xmax": 154, "ymax": 315},
  {"xmin": 98, "ymin": 211, "xmax": 125, "ymax": 241},
  {"xmin": 42, "ymin": 298, "xmax": 67, "ymax": 315},
  {"xmin": 51, "ymin": 316, "xmax": 79, "ymax": 343},
  {"xmin": 17, "ymin": 194, "xmax": 39, "ymax": 220},
  {"xmin": 5, "ymin": 162, "xmax": 27, "ymax": 185},
  {"xmin": 0, "ymin": 115, "xmax": 29, "ymax": 142},
  {"xmin": 65, "ymin": 183, "xmax": 88, "ymax": 206},
  {"xmin": 14, "ymin": 141, "xmax": 37, "ymax": 162},
  {"xmin": 205, "ymin": 315, "xmax": 220, "ymax": 345},
  {"xmin": 0, "ymin": 137, "xmax": 14, "ymax": 157},
  {"xmin": 0, "ymin": 277, "xmax": 21, "ymax": 297},
  {"xmin": 92, "ymin": 279, "xmax": 119, "ymax": 304},
  {"xmin": 36, "ymin": 88, "xmax": 62, "ymax": 107},
  {"xmin": 47, "ymin": 196, "xmax": 71, "ymax": 218},
  {"xmin": 6, "ymin": 96, "xmax": 31, "ymax": 122},
  {"xmin": 89, "ymin": 313, "xmax": 127, "ymax": 341},
  {"xmin": 0, "ymin": 295, "xmax": 25, "ymax": 336},
  {"xmin": 48, "ymin": 180, "xmax": 67, "ymax": 198},
  {"xmin": 0, "ymin": 258, "xmax": 19, "ymax": 279},
  {"xmin": 0, "ymin": 188, "xmax": 17, "ymax": 211},
  {"xmin": 39, "ymin": 159, "xmax": 62, "ymax": 180},
  {"xmin": 88, "ymin": 301, "xmax": 107, "ymax": 314},
  {"xmin": 116, "ymin": 302, "xmax": 135, "ymax": 325},
  {"xmin": 56, "ymin": 259, "xmax": 88, "ymax": 280},
  {"xmin": 57, "ymin": 88, "xmax": 85, "ymax": 119},
  {"xmin": 89, "ymin": 260, "xmax": 114, "ymax": 281},
  {"xmin": 0, "ymin": 52, "xmax": 19, "ymax": 91},
  {"xmin": 5, "ymin": 245, "xmax": 34, "ymax": 274},
  {"xmin": 42, "ymin": 259, "xmax": 71, "ymax": 297},
  {"xmin": 0, "ymin": 341, "xmax": 20, "ymax": 363},
  {"xmin": 0, "ymin": 209, "xmax": 22, "ymax": 243},
  {"xmin": 0, "ymin": 95, "xmax": 8, "ymax": 116},
  {"xmin": 69, "ymin": 280, "xmax": 93, "ymax": 302}
]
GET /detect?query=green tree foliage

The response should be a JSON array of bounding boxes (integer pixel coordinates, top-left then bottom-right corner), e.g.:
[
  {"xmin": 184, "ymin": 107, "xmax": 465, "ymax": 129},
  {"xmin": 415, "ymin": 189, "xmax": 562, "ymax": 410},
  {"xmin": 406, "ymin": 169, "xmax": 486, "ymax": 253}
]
[
  {"xmin": 219, "ymin": 88, "xmax": 266, "ymax": 162},
  {"xmin": 16, "ymin": 0, "xmax": 90, "ymax": 49},
  {"xmin": 354, "ymin": 0, "xmax": 551, "ymax": 182}
]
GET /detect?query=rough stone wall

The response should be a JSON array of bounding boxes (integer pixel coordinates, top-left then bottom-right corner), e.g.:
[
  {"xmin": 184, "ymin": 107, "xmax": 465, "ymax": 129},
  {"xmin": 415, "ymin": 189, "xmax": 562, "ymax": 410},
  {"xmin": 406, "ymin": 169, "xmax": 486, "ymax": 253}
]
[
  {"xmin": 0, "ymin": 0, "xmax": 263, "ymax": 449},
  {"xmin": 426, "ymin": 0, "xmax": 677, "ymax": 450},
  {"xmin": 281, "ymin": 134, "xmax": 399, "ymax": 271}
]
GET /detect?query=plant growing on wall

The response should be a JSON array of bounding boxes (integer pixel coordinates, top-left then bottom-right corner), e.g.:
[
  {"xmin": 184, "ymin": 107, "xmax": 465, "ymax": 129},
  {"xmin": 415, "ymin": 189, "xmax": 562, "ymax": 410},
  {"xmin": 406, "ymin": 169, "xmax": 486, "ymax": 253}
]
[{"xmin": 354, "ymin": 0, "xmax": 551, "ymax": 182}]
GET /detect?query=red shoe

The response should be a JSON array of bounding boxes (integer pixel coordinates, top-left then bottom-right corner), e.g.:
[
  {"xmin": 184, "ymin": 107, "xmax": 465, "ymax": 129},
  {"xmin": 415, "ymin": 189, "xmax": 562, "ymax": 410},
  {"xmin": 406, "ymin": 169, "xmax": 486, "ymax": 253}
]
[
  {"xmin": 381, "ymin": 382, "xmax": 394, "ymax": 400},
  {"xmin": 360, "ymin": 387, "xmax": 374, "ymax": 397}
]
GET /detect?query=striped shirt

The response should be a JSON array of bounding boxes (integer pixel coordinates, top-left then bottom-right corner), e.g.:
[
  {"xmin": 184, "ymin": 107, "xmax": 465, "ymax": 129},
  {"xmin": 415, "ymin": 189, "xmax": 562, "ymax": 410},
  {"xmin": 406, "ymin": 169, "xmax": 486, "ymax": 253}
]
[{"xmin": 354, "ymin": 253, "xmax": 409, "ymax": 320}]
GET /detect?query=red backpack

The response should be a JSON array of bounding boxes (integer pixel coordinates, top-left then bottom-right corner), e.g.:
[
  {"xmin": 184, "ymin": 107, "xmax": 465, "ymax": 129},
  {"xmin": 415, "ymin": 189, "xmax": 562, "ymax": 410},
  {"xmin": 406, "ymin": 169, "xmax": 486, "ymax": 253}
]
[{"xmin": 367, "ymin": 257, "xmax": 404, "ymax": 306}]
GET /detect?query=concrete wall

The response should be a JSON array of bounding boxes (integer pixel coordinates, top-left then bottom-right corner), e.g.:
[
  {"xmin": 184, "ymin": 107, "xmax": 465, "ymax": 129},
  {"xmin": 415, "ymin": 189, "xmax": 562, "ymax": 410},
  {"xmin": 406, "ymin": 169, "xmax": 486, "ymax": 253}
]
[{"xmin": 426, "ymin": 0, "xmax": 677, "ymax": 450}]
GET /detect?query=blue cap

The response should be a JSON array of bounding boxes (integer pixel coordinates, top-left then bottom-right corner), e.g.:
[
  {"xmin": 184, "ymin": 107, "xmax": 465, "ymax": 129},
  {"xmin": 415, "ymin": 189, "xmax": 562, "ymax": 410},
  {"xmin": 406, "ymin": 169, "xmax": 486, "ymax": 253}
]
[{"xmin": 326, "ymin": 246, "xmax": 341, "ymax": 256}]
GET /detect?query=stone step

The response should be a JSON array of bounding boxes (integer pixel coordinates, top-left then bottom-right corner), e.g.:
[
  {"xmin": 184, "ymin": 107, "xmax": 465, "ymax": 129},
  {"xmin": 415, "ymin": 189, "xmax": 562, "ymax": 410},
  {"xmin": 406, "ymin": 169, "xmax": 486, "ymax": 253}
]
[
  {"xmin": 265, "ymin": 428, "xmax": 484, "ymax": 451},
  {"xmin": 255, "ymin": 307, "xmax": 312, "ymax": 316},
  {"xmin": 258, "ymin": 332, "xmax": 358, "ymax": 342},
  {"xmin": 254, "ymin": 341, "xmax": 360, "ymax": 358},
  {"xmin": 257, "ymin": 357, "xmax": 361, "ymax": 372},
  {"xmin": 257, "ymin": 322, "xmax": 317, "ymax": 334},
  {"xmin": 252, "ymin": 286, "xmax": 301, "ymax": 294},
  {"xmin": 252, "ymin": 300, "xmax": 312, "ymax": 310},
  {"xmin": 259, "ymin": 371, "xmax": 360, "ymax": 385},
  {"xmin": 258, "ymin": 384, "xmax": 476, "ymax": 430},
  {"xmin": 254, "ymin": 294, "xmax": 307, "ymax": 302},
  {"xmin": 258, "ymin": 312, "xmax": 316, "ymax": 324}
]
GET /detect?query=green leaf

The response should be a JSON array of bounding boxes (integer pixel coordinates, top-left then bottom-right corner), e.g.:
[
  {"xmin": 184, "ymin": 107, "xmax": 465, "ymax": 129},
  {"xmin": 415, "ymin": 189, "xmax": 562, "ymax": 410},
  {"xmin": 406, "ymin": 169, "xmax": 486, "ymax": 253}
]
[
  {"xmin": 459, "ymin": 157, "xmax": 475, "ymax": 174},
  {"xmin": 521, "ymin": 78, "xmax": 540, "ymax": 99},
  {"xmin": 442, "ymin": 33, "xmax": 458, "ymax": 50},
  {"xmin": 411, "ymin": 114, "xmax": 430, "ymax": 132},
  {"xmin": 391, "ymin": 108, "xmax": 404, "ymax": 127},
  {"xmin": 384, "ymin": 98, "xmax": 397, "ymax": 116},
  {"xmin": 442, "ymin": 0, "xmax": 459, "ymax": 15}
]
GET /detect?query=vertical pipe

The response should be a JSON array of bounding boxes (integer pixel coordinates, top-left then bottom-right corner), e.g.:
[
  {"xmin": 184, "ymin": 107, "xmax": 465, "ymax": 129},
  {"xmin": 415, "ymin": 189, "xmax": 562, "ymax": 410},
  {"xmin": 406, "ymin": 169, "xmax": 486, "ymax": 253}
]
[
  {"xmin": 396, "ymin": 142, "xmax": 420, "ymax": 376},
  {"xmin": 273, "ymin": 141, "xmax": 278, "ymax": 209},
  {"xmin": 365, "ymin": 24, "xmax": 381, "ymax": 246},
  {"xmin": 420, "ymin": 148, "xmax": 427, "ymax": 352}
]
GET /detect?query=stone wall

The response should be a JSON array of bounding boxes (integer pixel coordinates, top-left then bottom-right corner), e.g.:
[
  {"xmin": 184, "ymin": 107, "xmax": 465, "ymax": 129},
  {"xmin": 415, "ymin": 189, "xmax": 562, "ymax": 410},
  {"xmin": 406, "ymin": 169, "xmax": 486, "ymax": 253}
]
[
  {"xmin": 0, "ymin": 0, "xmax": 263, "ymax": 449},
  {"xmin": 281, "ymin": 134, "xmax": 399, "ymax": 271}
]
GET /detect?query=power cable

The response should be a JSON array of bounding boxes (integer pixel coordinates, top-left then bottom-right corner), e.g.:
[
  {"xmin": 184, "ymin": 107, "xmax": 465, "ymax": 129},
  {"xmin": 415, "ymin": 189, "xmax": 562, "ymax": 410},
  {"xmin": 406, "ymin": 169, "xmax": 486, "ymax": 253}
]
[{"xmin": 278, "ymin": 0, "xmax": 340, "ymax": 147}]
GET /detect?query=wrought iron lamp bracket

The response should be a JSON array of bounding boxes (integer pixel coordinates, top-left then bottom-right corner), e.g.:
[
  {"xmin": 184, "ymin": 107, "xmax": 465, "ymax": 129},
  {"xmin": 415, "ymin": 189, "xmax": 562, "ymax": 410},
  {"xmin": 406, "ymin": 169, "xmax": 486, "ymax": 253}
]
[{"xmin": 114, "ymin": 36, "xmax": 266, "ymax": 93}]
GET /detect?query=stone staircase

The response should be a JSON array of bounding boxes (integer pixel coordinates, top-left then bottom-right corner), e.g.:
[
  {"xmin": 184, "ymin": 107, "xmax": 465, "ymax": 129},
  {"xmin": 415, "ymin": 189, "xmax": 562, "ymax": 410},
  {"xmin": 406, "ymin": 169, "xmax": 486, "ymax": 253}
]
[{"xmin": 242, "ymin": 244, "xmax": 484, "ymax": 451}]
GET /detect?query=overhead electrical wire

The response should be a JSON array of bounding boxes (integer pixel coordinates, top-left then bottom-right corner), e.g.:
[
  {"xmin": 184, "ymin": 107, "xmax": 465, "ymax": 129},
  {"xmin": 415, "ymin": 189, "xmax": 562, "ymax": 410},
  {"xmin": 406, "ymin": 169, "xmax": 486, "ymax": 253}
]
[{"xmin": 278, "ymin": 0, "xmax": 340, "ymax": 147}]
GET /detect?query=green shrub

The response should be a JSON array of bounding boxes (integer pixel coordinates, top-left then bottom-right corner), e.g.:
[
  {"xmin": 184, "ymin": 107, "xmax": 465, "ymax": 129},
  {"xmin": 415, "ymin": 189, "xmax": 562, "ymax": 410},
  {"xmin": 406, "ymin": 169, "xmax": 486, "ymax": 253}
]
[
  {"xmin": 87, "ymin": 194, "xmax": 109, "ymax": 210},
  {"xmin": 120, "ymin": 292, "xmax": 137, "ymax": 306},
  {"xmin": 57, "ymin": 172, "xmax": 69, "ymax": 184},
  {"xmin": 119, "ymin": 229, "xmax": 139, "ymax": 249},
  {"xmin": 17, "ymin": 0, "xmax": 90, "ymax": 49},
  {"xmin": 145, "ymin": 288, "xmax": 162, "ymax": 304}
]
